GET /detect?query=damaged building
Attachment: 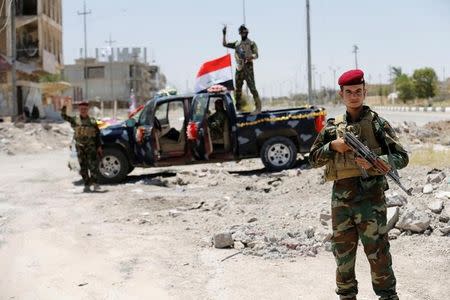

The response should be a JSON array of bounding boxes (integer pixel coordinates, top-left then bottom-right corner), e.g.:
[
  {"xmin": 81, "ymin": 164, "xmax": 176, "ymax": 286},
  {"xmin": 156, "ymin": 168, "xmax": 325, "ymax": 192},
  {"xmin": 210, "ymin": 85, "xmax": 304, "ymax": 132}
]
[
  {"xmin": 0, "ymin": 0, "xmax": 66, "ymax": 119},
  {"xmin": 63, "ymin": 47, "xmax": 167, "ymax": 107}
]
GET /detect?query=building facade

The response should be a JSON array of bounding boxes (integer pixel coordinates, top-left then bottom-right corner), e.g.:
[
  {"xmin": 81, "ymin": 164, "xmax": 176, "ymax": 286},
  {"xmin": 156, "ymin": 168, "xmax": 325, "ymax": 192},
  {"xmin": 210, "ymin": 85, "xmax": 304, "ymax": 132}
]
[
  {"xmin": 63, "ymin": 47, "xmax": 166, "ymax": 105},
  {"xmin": 0, "ymin": 0, "xmax": 64, "ymax": 118}
]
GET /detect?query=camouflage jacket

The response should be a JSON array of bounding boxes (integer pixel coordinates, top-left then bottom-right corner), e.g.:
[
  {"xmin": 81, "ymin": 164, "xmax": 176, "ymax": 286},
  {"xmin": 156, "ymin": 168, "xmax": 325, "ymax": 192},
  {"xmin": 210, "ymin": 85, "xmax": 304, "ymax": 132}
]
[
  {"xmin": 223, "ymin": 38, "xmax": 258, "ymax": 70},
  {"xmin": 62, "ymin": 108, "xmax": 101, "ymax": 147},
  {"xmin": 309, "ymin": 106, "xmax": 409, "ymax": 190}
]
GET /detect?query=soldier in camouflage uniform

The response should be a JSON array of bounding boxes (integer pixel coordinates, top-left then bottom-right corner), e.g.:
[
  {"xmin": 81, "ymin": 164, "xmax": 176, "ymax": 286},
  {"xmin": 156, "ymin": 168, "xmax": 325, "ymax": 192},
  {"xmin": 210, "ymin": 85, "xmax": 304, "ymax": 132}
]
[
  {"xmin": 222, "ymin": 24, "xmax": 261, "ymax": 114},
  {"xmin": 207, "ymin": 99, "xmax": 228, "ymax": 141},
  {"xmin": 62, "ymin": 101, "xmax": 103, "ymax": 192},
  {"xmin": 309, "ymin": 69, "xmax": 408, "ymax": 300}
]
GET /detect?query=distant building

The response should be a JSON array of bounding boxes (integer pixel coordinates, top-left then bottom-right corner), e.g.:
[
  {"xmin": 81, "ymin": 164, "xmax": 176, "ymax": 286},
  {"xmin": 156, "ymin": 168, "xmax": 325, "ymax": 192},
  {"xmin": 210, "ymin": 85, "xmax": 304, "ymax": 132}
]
[
  {"xmin": 63, "ymin": 47, "xmax": 166, "ymax": 105},
  {"xmin": 0, "ymin": 0, "xmax": 66, "ymax": 118}
]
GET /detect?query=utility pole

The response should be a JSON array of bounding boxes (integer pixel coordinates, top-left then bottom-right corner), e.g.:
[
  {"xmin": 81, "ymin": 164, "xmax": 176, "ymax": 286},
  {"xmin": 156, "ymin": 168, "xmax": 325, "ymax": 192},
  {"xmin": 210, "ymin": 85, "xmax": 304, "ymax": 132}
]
[
  {"xmin": 306, "ymin": 0, "xmax": 313, "ymax": 105},
  {"xmin": 78, "ymin": 1, "xmax": 91, "ymax": 101},
  {"xmin": 11, "ymin": 0, "xmax": 18, "ymax": 116},
  {"xmin": 242, "ymin": 0, "xmax": 246, "ymax": 25},
  {"xmin": 352, "ymin": 44, "xmax": 359, "ymax": 69},
  {"xmin": 105, "ymin": 34, "xmax": 115, "ymax": 102}
]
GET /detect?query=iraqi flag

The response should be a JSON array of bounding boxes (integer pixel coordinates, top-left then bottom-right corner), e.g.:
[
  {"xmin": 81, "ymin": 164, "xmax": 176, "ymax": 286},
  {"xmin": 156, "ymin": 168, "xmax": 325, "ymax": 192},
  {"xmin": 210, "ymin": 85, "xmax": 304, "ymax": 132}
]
[{"xmin": 194, "ymin": 54, "xmax": 234, "ymax": 93}]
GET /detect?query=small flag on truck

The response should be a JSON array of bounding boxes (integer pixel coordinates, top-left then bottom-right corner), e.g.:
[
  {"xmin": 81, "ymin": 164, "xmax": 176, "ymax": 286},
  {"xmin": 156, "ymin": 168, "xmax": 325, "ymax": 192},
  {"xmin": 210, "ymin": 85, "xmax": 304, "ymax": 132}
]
[{"xmin": 194, "ymin": 54, "xmax": 234, "ymax": 93}]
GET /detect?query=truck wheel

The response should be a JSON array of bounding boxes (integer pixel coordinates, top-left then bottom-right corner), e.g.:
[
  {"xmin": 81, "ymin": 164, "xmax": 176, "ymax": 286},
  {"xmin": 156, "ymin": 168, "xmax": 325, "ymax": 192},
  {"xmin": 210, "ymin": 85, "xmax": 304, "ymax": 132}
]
[
  {"xmin": 260, "ymin": 136, "xmax": 297, "ymax": 171},
  {"xmin": 98, "ymin": 148, "xmax": 129, "ymax": 183}
]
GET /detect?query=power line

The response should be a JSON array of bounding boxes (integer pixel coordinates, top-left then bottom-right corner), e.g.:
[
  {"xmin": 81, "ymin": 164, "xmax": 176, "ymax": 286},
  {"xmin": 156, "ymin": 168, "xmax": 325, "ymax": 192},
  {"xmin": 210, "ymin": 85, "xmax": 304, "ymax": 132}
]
[
  {"xmin": 352, "ymin": 44, "xmax": 359, "ymax": 69},
  {"xmin": 77, "ymin": 0, "xmax": 91, "ymax": 101},
  {"xmin": 306, "ymin": 0, "xmax": 312, "ymax": 105},
  {"xmin": 105, "ymin": 34, "xmax": 115, "ymax": 103}
]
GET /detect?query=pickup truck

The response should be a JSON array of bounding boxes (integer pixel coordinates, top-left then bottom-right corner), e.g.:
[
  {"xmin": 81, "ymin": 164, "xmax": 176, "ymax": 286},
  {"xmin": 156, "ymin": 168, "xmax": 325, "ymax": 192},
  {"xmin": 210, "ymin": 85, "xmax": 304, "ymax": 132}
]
[{"xmin": 98, "ymin": 90, "xmax": 326, "ymax": 183}]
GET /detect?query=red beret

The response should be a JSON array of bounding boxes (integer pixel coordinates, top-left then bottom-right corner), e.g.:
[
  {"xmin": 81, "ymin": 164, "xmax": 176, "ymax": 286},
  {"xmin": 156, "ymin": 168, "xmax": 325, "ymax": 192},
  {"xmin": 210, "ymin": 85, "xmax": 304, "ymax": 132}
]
[
  {"xmin": 338, "ymin": 69, "xmax": 365, "ymax": 86},
  {"xmin": 78, "ymin": 101, "xmax": 89, "ymax": 106}
]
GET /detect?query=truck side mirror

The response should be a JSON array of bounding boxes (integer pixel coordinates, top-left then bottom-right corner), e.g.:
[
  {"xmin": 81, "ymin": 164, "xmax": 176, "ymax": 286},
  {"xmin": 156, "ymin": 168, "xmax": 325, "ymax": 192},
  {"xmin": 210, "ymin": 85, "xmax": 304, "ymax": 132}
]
[{"xmin": 125, "ymin": 118, "xmax": 137, "ymax": 127}]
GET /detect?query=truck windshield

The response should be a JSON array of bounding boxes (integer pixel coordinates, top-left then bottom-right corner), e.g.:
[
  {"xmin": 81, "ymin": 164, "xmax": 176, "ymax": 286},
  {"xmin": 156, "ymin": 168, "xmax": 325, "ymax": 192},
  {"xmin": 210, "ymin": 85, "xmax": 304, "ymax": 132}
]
[{"xmin": 191, "ymin": 94, "xmax": 209, "ymax": 122}]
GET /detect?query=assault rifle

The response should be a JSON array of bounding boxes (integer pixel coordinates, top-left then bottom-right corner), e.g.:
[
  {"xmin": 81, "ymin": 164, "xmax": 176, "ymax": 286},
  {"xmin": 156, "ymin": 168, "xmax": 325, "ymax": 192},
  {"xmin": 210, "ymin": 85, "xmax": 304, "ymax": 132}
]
[
  {"xmin": 236, "ymin": 47, "xmax": 246, "ymax": 60},
  {"xmin": 343, "ymin": 131, "xmax": 413, "ymax": 195}
]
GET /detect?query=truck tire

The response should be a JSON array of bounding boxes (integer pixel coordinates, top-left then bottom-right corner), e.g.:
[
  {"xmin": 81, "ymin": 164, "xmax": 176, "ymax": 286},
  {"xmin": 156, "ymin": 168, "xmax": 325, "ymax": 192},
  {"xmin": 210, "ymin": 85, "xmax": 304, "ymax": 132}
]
[
  {"xmin": 98, "ymin": 148, "xmax": 129, "ymax": 183},
  {"xmin": 260, "ymin": 136, "xmax": 297, "ymax": 171}
]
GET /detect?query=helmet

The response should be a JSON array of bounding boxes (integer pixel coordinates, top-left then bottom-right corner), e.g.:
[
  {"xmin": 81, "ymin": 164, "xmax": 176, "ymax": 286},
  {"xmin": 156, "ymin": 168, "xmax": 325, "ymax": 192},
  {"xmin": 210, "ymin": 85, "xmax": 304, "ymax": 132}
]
[{"xmin": 238, "ymin": 25, "xmax": 248, "ymax": 33}]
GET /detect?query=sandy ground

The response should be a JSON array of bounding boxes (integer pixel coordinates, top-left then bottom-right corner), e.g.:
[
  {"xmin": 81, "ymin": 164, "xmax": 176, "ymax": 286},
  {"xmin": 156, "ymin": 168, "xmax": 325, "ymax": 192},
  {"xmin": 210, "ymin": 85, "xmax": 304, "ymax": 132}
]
[{"xmin": 1, "ymin": 147, "xmax": 449, "ymax": 300}]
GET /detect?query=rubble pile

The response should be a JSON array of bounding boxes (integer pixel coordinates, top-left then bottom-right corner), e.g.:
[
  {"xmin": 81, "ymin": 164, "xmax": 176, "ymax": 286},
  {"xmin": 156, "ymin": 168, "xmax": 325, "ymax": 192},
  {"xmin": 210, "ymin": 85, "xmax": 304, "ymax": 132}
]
[
  {"xmin": 386, "ymin": 168, "xmax": 450, "ymax": 237},
  {"xmin": 392, "ymin": 120, "xmax": 450, "ymax": 145},
  {"xmin": 213, "ymin": 223, "xmax": 331, "ymax": 259},
  {"xmin": 0, "ymin": 122, "xmax": 72, "ymax": 155}
]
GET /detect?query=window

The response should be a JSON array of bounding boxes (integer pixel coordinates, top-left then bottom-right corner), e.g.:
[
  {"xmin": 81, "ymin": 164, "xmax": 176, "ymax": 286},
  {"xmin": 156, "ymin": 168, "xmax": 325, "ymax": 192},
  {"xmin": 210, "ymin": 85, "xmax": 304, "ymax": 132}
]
[
  {"xmin": 154, "ymin": 102, "xmax": 168, "ymax": 122},
  {"xmin": 167, "ymin": 101, "xmax": 185, "ymax": 131},
  {"xmin": 87, "ymin": 66, "xmax": 105, "ymax": 79},
  {"xmin": 191, "ymin": 94, "xmax": 208, "ymax": 122}
]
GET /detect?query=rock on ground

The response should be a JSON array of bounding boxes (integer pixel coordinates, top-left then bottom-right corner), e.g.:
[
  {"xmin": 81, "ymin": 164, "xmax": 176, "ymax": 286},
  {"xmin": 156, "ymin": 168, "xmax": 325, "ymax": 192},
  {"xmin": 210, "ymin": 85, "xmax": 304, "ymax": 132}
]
[
  {"xmin": 396, "ymin": 208, "xmax": 431, "ymax": 233},
  {"xmin": 213, "ymin": 232, "xmax": 234, "ymax": 249}
]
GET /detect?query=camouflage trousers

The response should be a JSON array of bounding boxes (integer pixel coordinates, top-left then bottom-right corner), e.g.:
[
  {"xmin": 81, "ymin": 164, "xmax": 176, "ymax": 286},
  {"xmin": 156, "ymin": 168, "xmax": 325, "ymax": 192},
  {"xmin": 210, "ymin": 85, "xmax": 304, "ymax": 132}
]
[
  {"xmin": 235, "ymin": 63, "xmax": 261, "ymax": 111},
  {"xmin": 331, "ymin": 177, "xmax": 398, "ymax": 300},
  {"xmin": 76, "ymin": 143, "xmax": 99, "ymax": 186}
]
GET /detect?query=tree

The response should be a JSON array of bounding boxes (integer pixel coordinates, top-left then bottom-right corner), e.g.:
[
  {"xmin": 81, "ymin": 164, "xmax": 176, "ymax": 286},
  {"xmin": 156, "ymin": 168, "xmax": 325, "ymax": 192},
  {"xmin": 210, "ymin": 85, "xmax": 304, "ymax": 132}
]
[
  {"xmin": 390, "ymin": 66, "xmax": 403, "ymax": 82},
  {"xmin": 395, "ymin": 74, "xmax": 415, "ymax": 102},
  {"xmin": 412, "ymin": 68, "xmax": 438, "ymax": 99}
]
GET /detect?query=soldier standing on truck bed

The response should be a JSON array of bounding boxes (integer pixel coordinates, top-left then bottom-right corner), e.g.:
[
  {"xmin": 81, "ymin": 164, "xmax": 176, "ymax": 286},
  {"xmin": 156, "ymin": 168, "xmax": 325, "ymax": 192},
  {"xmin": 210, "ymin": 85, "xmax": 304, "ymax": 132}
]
[
  {"xmin": 61, "ymin": 101, "xmax": 103, "ymax": 193},
  {"xmin": 309, "ymin": 69, "xmax": 409, "ymax": 300},
  {"xmin": 222, "ymin": 24, "xmax": 261, "ymax": 115}
]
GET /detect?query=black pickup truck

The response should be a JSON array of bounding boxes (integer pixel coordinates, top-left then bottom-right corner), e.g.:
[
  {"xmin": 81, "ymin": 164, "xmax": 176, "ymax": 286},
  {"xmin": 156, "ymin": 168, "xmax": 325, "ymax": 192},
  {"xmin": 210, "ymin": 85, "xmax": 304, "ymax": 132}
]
[{"xmin": 98, "ymin": 91, "xmax": 326, "ymax": 183}]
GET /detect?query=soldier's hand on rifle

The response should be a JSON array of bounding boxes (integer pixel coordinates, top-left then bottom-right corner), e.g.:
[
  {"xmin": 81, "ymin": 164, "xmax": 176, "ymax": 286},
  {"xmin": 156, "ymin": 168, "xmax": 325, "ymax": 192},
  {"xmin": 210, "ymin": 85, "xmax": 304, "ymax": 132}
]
[
  {"xmin": 222, "ymin": 25, "xmax": 227, "ymax": 35},
  {"xmin": 330, "ymin": 137, "xmax": 351, "ymax": 153},
  {"xmin": 355, "ymin": 156, "xmax": 372, "ymax": 170}
]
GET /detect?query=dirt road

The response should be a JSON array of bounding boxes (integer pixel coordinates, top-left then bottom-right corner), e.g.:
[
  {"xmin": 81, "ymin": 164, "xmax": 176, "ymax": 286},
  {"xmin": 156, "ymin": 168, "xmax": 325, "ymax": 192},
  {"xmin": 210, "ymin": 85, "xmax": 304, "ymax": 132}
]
[{"xmin": 1, "ymin": 150, "xmax": 449, "ymax": 300}]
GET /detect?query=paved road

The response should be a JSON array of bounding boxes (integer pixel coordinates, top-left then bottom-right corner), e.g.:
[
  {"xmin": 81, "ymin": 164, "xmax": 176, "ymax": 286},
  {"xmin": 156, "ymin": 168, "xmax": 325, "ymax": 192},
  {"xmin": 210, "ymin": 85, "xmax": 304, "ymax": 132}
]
[{"xmin": 324, "ymin": 105, "xmax": 450, "ymax": 126}]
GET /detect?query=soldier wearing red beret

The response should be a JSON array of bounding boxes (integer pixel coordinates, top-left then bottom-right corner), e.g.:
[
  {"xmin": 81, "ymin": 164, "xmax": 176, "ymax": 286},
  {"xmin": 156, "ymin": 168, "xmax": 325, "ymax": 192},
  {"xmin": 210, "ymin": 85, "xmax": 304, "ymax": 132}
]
[{"xmin": 309, "ymin": 69, "xmax": 409, "ymax": 299}]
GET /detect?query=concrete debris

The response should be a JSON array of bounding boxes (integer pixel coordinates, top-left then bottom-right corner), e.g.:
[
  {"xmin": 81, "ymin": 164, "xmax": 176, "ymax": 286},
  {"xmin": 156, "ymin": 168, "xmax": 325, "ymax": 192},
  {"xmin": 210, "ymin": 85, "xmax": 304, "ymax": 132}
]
[
  {"xmin": 213, "ymin": 232, "xmax": 234, "ymax": 248},
  {"xmin": 396, "ymin": 208, "xmax": 431, "ymax": 233},
  {"xmin": 386, "ymin": 193, "xmax": 408, "ymax": 207},
  {"xmin": 305, "ymin": 226, "xmax": 315, "ymax": 238},
  {"xmin": 435, "ymin": 191, "xmax": 450, "ymax": 200},
  {"xmin": 387, "ymin": 207, "xmax": 400, "ymax": 231},
  {"xmin": 428, "ymin": 199, "xmax": 444, "ymax": 214},
  {"xmin": 439, "ymin": 204, "xmax": 450, "ymax": 223},
  {"xmin": 222, "ymin": 224, "xmax": 325, "ymax": 259},
  {"xmin": 233, "ymin": 241, "xmax": 245, "ymax": 250},
  {"xmin": 388, "ymin": 228, "xmax": 402, "ymax": 240},
  {"xmin": 422, "ymin": 184, "xmax": 433, "ymax": 194},
  {"xmin": 426, "ymin": 169, "xmax": 446, "ymax": 184},
  {"xmin": 439, "ymin": 226, "xmax": 450, "ymax": 236}
]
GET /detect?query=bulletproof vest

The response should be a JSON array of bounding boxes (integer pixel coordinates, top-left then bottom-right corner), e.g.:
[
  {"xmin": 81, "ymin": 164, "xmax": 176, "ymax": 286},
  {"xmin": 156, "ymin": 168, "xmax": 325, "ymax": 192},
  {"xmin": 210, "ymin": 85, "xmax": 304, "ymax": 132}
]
[
  {"xmin": 235, "ymin": 39, "xmax": 254, "ymax": 70},
  {"xmin": 74, "ymin": 116, "xmax": 97, "ymax": 144},
  {"xmin": 324, "ymin": 111, "xmax": 383, "ymax": 181}
]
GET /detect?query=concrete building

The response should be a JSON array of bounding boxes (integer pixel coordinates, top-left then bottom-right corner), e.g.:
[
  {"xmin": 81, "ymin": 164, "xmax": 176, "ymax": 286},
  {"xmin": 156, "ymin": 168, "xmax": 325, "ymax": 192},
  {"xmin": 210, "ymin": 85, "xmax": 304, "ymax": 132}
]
[
  {"xmin": 0, "ymin": 0, "xmax": 65, "ymax": 118},
  {"xmin": 63, "ymin": 47, "xmax": 166, "ymax": 106}
]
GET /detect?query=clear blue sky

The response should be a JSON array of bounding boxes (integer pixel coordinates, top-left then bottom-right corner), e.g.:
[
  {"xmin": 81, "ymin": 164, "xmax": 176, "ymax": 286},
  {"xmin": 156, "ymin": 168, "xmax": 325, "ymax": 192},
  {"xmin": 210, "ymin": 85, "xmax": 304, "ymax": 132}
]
[{"xmin": 63, "ymin": 0, "xmax": 450, "ymax": 96}]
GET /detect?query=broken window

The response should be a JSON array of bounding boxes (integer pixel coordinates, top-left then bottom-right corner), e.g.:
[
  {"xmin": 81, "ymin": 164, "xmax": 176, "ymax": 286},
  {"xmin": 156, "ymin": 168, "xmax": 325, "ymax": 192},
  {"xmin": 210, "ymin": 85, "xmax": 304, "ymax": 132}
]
[
  {"xmin": 86, "ymin": 66, "xmax": 105, "ymax": 79},
  {"xmin": 16, "ymin": 0, "xmax": 38, "ymax": 16}
]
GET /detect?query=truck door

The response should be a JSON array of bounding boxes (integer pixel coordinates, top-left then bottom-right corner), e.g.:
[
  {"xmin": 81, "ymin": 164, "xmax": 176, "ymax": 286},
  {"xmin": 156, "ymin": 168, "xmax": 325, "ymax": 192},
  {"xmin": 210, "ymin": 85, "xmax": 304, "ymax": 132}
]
[
  {"xmin": 187, "ymin": 93, "xmax": 213, "ymax": 160},
  {"xmin": 135, "ymin": 101, "xmax": 161, "ymax": 165}
]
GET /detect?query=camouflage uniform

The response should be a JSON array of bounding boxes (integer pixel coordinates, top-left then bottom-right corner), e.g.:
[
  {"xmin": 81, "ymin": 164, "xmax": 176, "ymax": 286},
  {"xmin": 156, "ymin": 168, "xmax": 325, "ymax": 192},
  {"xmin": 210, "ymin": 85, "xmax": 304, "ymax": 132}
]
[
  {"xmin": 224, "ymin": 39, "xmax": 261, "ymax": 111},
  {"xmin": 208, "ymin": 110, "xmax": 227, "ymax": 140},
  {"xmin": 62, "ymin": 107, "xmax": 101, "ymax": 186},
  {"xmin": 309, "ymin": 106, "xmax": 408, "ymax": 300}
]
